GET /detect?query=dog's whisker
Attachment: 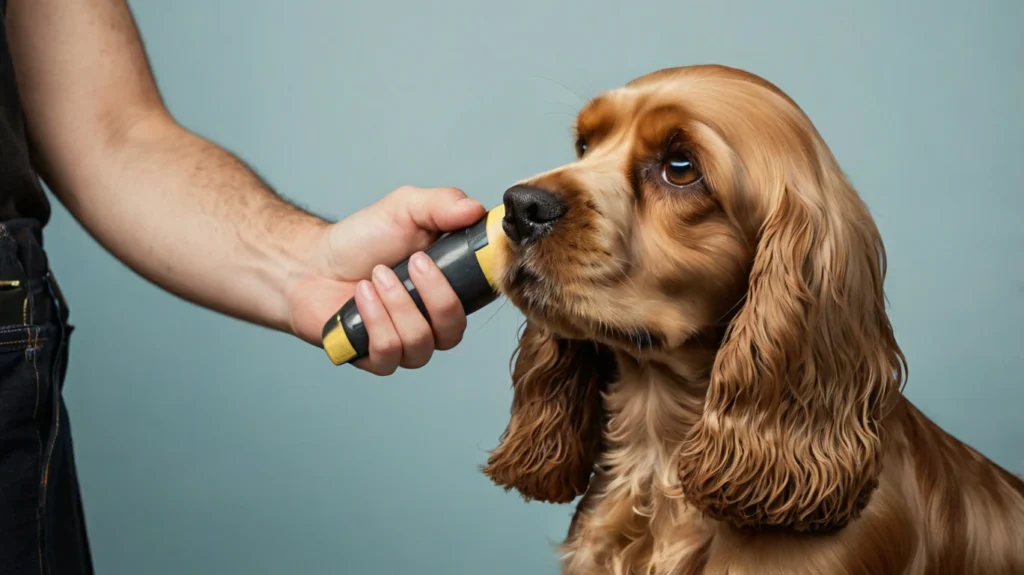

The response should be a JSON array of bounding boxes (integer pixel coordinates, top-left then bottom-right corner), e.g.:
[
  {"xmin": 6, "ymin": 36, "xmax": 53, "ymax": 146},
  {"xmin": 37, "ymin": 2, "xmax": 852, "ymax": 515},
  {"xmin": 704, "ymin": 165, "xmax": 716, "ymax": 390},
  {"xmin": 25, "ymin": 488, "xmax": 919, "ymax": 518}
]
[
  {"xmin": 477, "ymin": 296, "xmax": 511, "ymax": 332},
  {"xmin": 543, "ymin": 100, "xmax": 579, "ymax": 112},
  {"xmin": 529, "ymin": 75, "xmax": 586, "ymax": 106}
]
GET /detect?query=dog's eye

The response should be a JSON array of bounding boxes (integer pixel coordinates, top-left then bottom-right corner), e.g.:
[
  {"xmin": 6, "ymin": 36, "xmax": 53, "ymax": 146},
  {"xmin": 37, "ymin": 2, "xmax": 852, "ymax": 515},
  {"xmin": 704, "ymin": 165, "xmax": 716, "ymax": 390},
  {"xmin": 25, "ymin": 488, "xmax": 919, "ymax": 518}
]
[
  {"xmin": 661, "ymin": 153, "xmax": 701, "ymax": 187},
  {"xmin": 575, "ymin": 137, "xmax": 588, "ymax": 157}
]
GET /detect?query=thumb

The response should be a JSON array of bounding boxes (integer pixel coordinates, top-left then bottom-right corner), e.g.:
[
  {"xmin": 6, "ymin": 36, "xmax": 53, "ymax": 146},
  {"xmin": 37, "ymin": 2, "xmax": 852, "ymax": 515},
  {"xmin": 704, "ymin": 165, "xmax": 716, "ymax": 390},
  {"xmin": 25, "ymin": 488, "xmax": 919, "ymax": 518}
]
[{"xmin": 396, "ymin": 186, "xmax": 487, "ymax": 233}]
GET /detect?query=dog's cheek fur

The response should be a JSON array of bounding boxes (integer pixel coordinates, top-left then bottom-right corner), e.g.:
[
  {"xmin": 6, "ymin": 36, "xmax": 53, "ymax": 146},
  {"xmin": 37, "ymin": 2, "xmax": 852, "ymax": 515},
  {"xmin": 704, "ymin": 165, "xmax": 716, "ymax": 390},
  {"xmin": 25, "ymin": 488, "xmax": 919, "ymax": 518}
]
[{"xmin": 482, "ymin": 322, "xmax": 616, "ymax": 504}]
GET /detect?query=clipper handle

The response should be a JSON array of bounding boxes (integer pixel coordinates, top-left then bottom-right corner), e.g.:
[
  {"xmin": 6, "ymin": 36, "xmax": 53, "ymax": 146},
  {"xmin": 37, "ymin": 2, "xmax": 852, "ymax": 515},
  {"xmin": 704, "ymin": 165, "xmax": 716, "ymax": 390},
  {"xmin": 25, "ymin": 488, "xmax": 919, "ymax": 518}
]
[{"xmin": 321, "ymin": 205, "xmax": 505, "ymax": 365}]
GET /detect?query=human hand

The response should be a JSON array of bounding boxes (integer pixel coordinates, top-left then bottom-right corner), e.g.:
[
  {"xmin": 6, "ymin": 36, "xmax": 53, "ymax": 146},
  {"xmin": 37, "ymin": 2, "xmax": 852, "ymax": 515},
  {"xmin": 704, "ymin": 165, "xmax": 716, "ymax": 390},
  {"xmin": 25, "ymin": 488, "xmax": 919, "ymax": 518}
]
[{"xmin": 286, "ymin": 186, "xmax": 487, "ymax": 375}]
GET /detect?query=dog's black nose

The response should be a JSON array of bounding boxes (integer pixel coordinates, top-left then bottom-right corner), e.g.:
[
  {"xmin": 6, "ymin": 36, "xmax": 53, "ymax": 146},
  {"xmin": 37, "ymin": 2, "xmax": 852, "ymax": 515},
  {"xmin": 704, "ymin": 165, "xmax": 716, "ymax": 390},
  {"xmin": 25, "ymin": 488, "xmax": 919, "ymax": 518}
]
[{"xmin": 502, "ymin": 185, "xmax": 567, "ymax": 245}]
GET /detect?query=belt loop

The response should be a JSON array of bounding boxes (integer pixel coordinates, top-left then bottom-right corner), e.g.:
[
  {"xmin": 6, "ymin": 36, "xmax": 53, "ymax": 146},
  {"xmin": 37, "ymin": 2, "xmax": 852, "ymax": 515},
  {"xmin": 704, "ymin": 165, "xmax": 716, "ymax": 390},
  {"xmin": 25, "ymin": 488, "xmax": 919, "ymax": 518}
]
[{"xmin": 45, "ymin": 269, "xmax": 70, "ymax": 323}]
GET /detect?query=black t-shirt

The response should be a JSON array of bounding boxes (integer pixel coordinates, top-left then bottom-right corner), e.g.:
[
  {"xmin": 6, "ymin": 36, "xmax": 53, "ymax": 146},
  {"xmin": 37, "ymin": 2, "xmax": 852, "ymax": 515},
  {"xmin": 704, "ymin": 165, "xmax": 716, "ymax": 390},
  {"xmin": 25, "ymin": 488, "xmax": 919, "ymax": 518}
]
[{"xmin": 0, "ymin": 0, "xmax": 52, "ymax": 225}]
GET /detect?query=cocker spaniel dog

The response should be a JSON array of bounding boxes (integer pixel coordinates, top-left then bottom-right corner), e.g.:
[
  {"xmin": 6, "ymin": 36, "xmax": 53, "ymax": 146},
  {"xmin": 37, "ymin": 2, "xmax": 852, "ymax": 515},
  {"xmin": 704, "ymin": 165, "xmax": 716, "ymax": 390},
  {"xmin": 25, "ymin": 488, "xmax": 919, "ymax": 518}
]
[{"xmin": 482, "ymin": 65, "xmax": 1024, "ymax": 575}]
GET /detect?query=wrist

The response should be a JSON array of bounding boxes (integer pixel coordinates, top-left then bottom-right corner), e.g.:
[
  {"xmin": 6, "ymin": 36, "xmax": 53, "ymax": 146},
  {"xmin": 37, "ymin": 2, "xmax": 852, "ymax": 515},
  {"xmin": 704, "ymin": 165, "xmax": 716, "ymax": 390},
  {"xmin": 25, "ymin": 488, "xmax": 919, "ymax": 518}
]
[
  {"xmin": 276, "ymin": 214, "xmax": 335, "ymax": 339},
  {"xmin": 255, "ymin": 208, "xmax": 333, "ymax": 339}
]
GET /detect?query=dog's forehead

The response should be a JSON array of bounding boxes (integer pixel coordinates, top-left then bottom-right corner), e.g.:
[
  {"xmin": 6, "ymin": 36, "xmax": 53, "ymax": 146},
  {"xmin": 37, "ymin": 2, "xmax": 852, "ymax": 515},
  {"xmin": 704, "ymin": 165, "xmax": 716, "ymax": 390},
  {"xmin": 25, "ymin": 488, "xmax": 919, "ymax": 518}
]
[
  {"xmin": 589, "ymin": 81, "xmax": 684, "ymax": 113},
  {"xmin": 582, "ymin": 66, "xmax": 794, "ymax": 130},
  {"xmin": 577, "ymin": 85, "xmax": 689, "ymax": 137},
  {"xmin": 579, "ymin": 71, "xmax": 738, "ymax": 135}
]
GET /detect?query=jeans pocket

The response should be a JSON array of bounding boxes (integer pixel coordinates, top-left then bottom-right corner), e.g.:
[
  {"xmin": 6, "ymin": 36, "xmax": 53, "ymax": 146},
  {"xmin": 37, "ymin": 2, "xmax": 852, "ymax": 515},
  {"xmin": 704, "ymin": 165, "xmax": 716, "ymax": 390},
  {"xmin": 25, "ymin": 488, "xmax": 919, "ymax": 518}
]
[
  {"xmin": 0, "ymin": 323, "xmax": 53, "ymax": 573},
  {"xmin": 0, "ymin": 324, "xmax": 52, "ymax": 429}
]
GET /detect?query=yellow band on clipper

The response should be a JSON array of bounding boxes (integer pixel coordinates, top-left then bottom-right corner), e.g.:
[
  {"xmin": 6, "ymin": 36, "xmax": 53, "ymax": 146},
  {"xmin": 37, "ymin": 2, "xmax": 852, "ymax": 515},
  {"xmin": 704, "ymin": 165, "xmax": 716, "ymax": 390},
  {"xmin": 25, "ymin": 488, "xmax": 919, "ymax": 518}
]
[
  {"xmin": 323, "ymin": 323, "xmax": 357, "ymax": 365},
  {"xmin": 474, "ymin": 204, "xmax": 505, "ymax": 289}
]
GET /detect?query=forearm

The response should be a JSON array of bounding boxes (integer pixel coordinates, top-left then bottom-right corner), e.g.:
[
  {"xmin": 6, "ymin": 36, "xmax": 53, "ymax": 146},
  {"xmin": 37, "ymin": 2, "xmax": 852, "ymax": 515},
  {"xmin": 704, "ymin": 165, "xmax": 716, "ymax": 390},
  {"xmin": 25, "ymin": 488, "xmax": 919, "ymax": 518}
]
[
  {"xmin": 42, "ymin": 112, "xmax": 330, "ymax": 334},
  {"xmin": 6, "ymin": 0, "xmax": 341, "ymax": 336}
]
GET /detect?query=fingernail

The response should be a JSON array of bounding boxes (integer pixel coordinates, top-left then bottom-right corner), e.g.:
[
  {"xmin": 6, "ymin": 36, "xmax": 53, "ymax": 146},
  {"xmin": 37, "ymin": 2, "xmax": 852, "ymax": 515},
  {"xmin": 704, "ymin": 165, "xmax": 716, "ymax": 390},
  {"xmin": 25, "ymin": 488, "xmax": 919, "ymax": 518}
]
[
  {"xmin": 358, "ymin": 280, "xmax": 376, "ymax": 301},
  {"xmin": 458, "ymin": 197, "xmax": 483, "ymax": 210},
  {"xmin": 372, "ymin": 265, "xmax": 396, "ymax": 290},
  {"xmin": 411, "ymin": 252, "xmax": 432, "ymax": 274}
]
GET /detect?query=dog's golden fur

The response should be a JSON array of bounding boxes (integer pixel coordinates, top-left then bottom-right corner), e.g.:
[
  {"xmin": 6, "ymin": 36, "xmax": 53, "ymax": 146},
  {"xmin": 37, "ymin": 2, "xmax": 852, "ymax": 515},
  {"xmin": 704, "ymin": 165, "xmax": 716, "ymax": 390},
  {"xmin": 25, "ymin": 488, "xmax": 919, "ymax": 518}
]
[{"xmin": 482, "ymin": 65, "xmax": 1024, "ymax": 575}]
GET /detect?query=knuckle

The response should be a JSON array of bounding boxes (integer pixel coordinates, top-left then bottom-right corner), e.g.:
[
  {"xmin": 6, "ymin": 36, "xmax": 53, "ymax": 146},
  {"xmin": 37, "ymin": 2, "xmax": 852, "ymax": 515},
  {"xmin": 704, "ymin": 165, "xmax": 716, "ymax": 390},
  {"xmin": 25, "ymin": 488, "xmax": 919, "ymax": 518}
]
[
  {"xmin": 436, "ymin": 331, "xmax": 464, "ymax": 351},
  {"xmin": 428, "ymin": 310, "xmax": 466, "ymax": 350},
  {"xmin": 362, "ymin": 363, "xmax": 388, "ymax": 377},
  {"xmin": 372, "ymin": 336, "xmax": 402, "ymax": 358},
  {"xmin": 399, "ymin": 343, "xmax": 432, "ymax": 366},
  {"xmin": 407, "ymin": 328, "xmax": 434, "ymax": 353},
  {"xmin": 437, "ymin": 186, "xmax": 466, "ymax": 200},
  {"xmin": 402, "ymin": 352, "xmax": 432, "ymax": 370},
  {"xmin": 438, "ymin": 296, "xmax": 464, "ymax": 317},
  {"xmin": 368, "ymin": 358, "xmax": 398, "ymax": 376},
  {"xmin": 436, "ymin": 320, "xmax": 466, "ymax": 348},
  {"xmin": 393, "ymin": 185, "xmax": 420, "ymax": 200}
]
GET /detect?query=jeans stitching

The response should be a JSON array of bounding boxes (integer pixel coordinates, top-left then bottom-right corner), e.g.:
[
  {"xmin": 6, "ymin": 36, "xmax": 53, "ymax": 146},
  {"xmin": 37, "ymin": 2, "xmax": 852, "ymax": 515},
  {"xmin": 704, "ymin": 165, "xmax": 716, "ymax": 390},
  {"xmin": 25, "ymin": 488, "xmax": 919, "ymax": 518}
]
[
  {"xmin": 28, "ymin": 323, "xmax": 45, "ymax": 575},
  {"xmin": 39, "ymin": 276, "xmax": 67, "ymax": 575},
  {"xmin": 0, "ymin": 338, "xmax": 48, "ymax": 347}
]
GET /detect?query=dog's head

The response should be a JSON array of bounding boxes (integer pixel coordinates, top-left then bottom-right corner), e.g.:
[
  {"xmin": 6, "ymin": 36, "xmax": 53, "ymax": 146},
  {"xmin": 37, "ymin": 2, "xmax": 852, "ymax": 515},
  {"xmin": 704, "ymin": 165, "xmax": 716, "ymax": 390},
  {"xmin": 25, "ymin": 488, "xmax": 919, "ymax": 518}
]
[{"xmin": 483, "ymin": 65, "xmax": 906, "ymax": 532}]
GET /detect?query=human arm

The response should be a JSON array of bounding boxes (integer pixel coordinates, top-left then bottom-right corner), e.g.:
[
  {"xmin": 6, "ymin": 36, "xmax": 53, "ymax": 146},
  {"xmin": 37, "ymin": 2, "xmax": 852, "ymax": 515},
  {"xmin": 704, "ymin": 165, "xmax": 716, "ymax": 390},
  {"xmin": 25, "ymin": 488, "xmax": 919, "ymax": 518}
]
[{"xmin": 4, "ymin": 0, "xmax": 485, "ymax": 373}]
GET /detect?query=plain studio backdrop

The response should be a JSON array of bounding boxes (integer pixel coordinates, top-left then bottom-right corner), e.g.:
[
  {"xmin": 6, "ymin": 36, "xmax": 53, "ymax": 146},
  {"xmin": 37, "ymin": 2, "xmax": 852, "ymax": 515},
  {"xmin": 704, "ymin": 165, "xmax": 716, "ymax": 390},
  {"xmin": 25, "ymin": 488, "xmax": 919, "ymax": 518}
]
[{"xmin": 40, "ymin": 0, "xmax": 1021, "ymax": 573}]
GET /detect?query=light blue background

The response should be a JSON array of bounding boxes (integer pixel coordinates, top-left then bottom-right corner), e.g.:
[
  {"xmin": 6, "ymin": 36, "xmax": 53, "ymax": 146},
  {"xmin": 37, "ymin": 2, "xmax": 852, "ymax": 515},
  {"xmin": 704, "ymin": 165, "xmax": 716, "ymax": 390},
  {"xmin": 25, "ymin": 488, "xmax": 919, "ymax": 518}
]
[{"xmin": 40, "ymin": 0, "xmax": 1022, "ymax": 573}]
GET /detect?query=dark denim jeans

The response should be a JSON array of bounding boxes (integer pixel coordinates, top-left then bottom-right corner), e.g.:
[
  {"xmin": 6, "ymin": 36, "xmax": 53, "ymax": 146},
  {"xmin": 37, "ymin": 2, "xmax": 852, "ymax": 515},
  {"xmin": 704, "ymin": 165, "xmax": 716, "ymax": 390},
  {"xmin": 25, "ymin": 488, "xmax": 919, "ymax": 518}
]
[{"xmin": 0, "ymin": 219, "xmax": 92, "ymax": 574}]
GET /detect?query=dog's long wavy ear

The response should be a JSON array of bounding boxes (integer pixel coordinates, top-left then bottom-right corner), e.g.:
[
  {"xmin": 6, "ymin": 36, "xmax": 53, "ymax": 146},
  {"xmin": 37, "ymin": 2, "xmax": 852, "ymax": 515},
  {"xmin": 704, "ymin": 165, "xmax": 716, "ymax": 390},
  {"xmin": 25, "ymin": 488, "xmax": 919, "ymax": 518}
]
[
  {"xmin": 677, "ymin": 167, "xmax": 907, "ymax": 532},
  {"xmin": 483, "ymin": 321, "xmax": 614, "ymax": 504}
]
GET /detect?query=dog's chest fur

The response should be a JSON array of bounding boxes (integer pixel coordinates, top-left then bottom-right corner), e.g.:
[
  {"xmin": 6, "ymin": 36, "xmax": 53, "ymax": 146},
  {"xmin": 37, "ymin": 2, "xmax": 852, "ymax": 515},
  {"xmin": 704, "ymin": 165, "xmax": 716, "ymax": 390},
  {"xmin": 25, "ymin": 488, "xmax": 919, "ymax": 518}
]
[
  {"xmin": 558, "ymin": 364, "xmax": 719, "ymax": 575},
  {"xmin": 555, "ymin": 368, "xmax": 1024, "ymax": 575}
]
